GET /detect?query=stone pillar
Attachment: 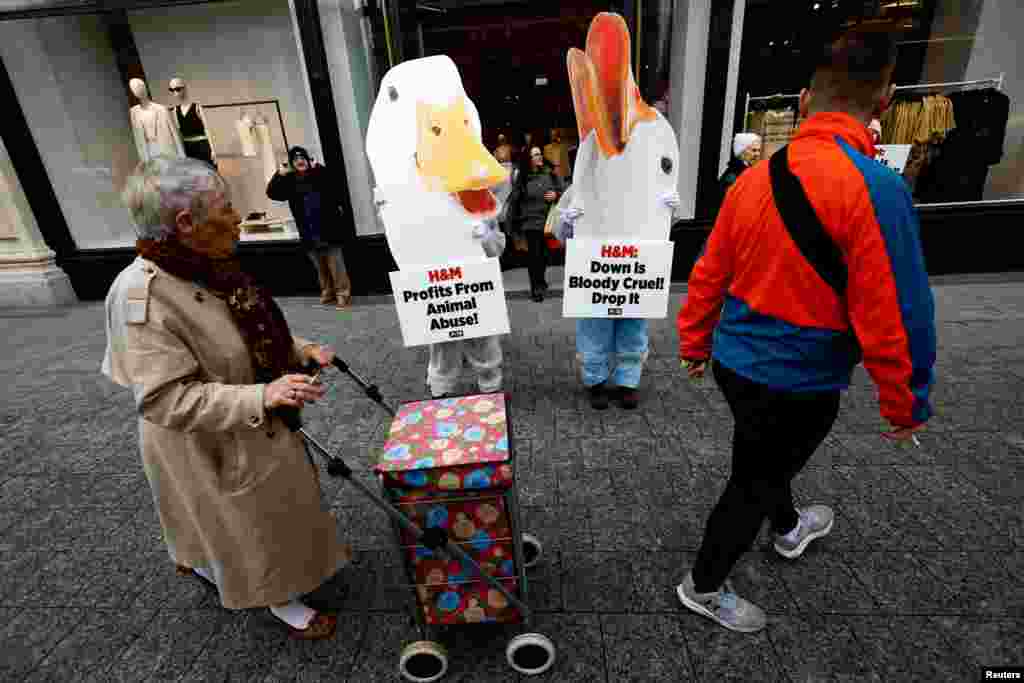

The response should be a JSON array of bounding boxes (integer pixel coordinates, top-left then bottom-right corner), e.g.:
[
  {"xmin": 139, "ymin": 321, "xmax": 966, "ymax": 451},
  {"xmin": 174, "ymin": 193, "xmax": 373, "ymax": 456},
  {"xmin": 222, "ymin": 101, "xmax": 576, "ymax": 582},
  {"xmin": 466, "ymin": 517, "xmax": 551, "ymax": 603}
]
[{"xmin": 0, "ymin": 134, "xmax": 78, "ymax": 308}]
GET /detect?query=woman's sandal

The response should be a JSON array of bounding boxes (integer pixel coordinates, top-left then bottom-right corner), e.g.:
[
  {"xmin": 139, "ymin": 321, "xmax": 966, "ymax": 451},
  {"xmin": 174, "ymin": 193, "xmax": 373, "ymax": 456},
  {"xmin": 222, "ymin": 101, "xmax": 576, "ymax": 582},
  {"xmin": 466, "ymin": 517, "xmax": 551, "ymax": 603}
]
[
  {"xmin": 175, "ymin": 564, "xmax": 218, "ymax": 594},
  {"xmin": 274, "ymin": 610, "xmax": 338, "ymax": 641}
]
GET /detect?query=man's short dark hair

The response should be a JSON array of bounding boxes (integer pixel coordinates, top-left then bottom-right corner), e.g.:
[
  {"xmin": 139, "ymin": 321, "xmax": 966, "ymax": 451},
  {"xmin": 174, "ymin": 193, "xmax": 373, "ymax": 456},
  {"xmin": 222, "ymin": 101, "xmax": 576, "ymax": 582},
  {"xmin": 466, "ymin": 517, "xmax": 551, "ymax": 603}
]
[{"xmin": 810, "ymin": 27, "xmax": 898, "ymax": 113}]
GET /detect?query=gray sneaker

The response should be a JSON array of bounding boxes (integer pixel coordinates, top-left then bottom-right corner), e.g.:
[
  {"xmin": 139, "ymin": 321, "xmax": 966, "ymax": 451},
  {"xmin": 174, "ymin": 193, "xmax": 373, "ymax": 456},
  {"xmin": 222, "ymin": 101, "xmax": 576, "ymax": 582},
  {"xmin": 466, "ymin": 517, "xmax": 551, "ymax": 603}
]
[
  {"xmin": 676, "ymin": 572, "xmax": 767, "ymax": 633},
  {"xmin": 774, "ymin": 505, "xmax": 834, "ymax": 559}
]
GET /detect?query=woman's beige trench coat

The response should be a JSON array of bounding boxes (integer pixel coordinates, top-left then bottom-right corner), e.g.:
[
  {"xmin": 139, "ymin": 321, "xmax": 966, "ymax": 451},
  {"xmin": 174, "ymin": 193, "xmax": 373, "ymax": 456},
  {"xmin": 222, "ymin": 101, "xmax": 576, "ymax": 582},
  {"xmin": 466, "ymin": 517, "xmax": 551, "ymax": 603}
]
[{"xmin": 101, "ymin": 256, "xmax": 351, "ymax": 609}]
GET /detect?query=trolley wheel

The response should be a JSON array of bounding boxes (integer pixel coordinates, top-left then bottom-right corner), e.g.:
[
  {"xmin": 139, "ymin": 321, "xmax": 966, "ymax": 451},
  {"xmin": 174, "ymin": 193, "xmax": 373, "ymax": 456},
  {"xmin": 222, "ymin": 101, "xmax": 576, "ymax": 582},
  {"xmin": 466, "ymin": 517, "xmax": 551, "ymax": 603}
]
[
  {"xmin": 506, "ymin": 633, "xmax": 556, "ymax": 676},
  {"xmin": 521, "ymin": 533, "xmax": 543, "ymax": 569},
  {"xmin": 399, "ymin": 640, "xmax": 449, "ymax": 683}
]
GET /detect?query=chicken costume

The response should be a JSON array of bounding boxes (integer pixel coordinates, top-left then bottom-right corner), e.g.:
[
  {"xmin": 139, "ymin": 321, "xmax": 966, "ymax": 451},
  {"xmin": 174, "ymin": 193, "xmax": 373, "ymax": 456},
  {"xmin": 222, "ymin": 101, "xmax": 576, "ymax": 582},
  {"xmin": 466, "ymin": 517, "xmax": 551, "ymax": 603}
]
[
  {"xmin": 366, "ymin": 56, "xmax": 509, "ymax": 397},
  {"xmin": 557, "ymin": 13, "xmax": 681, "ymax": 398}
]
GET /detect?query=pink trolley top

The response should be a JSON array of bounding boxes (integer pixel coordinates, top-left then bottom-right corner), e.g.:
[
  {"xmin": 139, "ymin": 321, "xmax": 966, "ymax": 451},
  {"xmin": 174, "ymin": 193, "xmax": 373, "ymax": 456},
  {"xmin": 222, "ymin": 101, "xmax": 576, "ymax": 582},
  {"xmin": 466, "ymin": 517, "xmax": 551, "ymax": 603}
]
[{"xmin": 375, "ymin": 393, "xmax": 514, "ymax": 492}]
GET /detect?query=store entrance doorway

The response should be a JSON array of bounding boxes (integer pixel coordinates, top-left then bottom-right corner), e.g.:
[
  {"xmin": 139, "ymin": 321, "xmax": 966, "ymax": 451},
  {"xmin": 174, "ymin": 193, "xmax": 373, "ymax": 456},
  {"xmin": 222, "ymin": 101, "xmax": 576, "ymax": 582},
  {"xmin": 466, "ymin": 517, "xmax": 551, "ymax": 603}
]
[{"xmin": 368, "ymin": 1, "xmax": 624, "ymax": 168}]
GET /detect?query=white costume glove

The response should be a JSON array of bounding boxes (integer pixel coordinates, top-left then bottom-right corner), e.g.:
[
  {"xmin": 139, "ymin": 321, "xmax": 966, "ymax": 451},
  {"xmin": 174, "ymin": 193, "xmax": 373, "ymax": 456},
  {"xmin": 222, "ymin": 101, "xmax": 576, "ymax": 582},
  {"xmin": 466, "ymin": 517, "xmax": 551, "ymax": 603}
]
[
  {"xmin": 660, "ymin": 191, "xmax": 681, "ymax": 212},
  {"xmin": 557, "ymin": 207, "xmax": 584, "ymax": 241},
  {"xmin": 473, "ymin": 221, "xmax": 506, "ymax": 257},
  {"xmin": 372, "ymin": 186, "xmax": 388, "ymax": 216}
]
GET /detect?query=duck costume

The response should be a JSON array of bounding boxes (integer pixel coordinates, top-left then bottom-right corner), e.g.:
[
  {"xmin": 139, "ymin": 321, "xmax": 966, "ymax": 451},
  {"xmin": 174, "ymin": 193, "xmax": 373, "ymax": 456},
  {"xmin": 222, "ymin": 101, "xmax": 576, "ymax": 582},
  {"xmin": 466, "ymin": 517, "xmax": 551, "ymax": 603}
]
[
  {"xmin": 366, "ymin": 55, "xmax": 509, "ymax": 397},
  {"xmin": 556, "ymin": 13, "xmax": 681, "ymax": 409}
]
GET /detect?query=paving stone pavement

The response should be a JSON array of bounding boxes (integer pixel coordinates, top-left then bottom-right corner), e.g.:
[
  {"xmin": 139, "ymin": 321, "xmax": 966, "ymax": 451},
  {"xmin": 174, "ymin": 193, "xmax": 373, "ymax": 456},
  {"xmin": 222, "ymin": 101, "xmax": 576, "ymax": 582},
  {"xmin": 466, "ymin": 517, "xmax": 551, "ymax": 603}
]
[{"xmin": 1, "ymin": 281, "xmax": 1023, "ymax": 682}]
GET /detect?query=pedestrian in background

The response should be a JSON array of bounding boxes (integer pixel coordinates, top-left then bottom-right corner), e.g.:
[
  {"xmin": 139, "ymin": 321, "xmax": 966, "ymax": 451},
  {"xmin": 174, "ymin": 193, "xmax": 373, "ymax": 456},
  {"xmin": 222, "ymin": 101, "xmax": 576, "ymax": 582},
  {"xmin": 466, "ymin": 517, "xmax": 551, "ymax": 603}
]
[
  {"xmin": 676, "ymin": 27, "xmax": 936, "ymax": 633},
  {"xmin": 507, "ymin": 146, "xmax": 563, "ymax": 302},
  {"xmin": 267, "ymin": 147, "xmax": 351, "ymax": 309},
  {"xmin": 494, "ymin": 133, "xmax": 513, "ymax": 163},
  {"xmin": 716, "ymin": 133, "xmax": 762, "ymax": 214},
  {"xmin": 544, "ymin": 128, "xmax": 571, "ymax": 179},
  {"xmin": 102, "ymin": 156, "xmax": 351, "ymax": 640}
]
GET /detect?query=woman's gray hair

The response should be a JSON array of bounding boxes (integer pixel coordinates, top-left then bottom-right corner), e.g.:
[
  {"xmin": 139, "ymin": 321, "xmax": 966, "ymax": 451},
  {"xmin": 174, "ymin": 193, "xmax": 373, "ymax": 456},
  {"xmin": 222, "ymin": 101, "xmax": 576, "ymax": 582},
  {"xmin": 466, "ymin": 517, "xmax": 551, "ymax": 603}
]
[{"xmin": 122, "ymin": 156, "xmax": 228, "ymax": 241}]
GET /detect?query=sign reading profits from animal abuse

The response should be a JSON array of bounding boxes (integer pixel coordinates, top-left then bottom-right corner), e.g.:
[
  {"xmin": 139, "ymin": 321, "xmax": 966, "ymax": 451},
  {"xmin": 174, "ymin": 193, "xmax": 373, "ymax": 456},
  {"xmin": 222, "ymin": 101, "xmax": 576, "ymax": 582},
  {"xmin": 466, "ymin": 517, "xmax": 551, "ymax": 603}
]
[
  {"xmin": 562, "ymin": 240, "xmax": 674, "ymax": 318},
  {"xmin": 390, "ymin": 260, "xmax": 511, "ymax": 347}
]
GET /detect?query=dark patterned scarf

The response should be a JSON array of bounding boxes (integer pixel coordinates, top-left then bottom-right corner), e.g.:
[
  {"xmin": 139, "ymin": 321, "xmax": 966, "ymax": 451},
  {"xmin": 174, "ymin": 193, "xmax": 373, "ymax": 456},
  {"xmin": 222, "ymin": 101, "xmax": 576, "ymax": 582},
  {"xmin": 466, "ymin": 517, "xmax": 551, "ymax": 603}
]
[{"xmin": 136, "ymin": 237, "xmax": 306, "ymax": 427}]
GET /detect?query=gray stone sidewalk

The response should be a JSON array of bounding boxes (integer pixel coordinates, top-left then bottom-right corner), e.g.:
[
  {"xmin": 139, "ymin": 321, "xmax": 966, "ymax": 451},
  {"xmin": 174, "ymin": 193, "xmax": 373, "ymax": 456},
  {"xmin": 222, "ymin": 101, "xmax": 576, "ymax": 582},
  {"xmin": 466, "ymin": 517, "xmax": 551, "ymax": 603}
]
[{"xmin": 1, "ymin": 281, "xmax": 1022, "ymax": 681}]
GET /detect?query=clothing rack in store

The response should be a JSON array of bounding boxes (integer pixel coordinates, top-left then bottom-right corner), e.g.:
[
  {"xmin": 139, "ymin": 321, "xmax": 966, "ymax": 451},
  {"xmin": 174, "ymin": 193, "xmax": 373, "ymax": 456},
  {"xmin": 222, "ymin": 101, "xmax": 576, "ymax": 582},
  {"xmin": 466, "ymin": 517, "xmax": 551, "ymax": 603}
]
[
  {"xmin": 203, "ymin": 99, "xmax": 289, "ymax": 153},
  {"xmin": 742, "ymin": 73, "xmax": 1003, "ymax": 132},
  {"xmin": 742, "ymin": 92, "xmax": 801, "ymax": 133},
  {"xmin": 892, "ymin": 73, "xmax": 1004, "ymax": 94}
]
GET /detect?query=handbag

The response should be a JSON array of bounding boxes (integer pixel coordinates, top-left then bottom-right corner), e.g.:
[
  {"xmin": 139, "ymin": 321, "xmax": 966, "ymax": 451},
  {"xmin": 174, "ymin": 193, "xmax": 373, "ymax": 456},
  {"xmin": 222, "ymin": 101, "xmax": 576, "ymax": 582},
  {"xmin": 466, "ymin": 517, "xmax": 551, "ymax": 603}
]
[{"xmin": 543, "ymin": 203, "xmax": 563, "ymax": 251}]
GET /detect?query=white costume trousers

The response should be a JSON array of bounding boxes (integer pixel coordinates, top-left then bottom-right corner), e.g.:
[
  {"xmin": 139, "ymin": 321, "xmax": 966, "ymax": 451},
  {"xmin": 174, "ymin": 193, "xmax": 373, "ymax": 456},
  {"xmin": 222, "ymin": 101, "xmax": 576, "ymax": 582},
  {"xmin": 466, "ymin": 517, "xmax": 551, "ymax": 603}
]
[{"xmin": 427, "ymin": 336, "xmax": 503, "ymax": 397}]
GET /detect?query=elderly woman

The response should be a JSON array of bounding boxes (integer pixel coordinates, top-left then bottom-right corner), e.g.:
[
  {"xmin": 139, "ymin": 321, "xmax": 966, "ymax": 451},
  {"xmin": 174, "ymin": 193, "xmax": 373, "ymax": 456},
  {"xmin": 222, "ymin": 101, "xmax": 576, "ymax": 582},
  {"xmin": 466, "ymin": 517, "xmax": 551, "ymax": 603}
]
[
  {"xmin": 101, "ymin": 156, "xmax": 351, "ymax": 640},
  {"xmin": 716, "ymin": 133, "xmax": 762, "ymax": 214}
]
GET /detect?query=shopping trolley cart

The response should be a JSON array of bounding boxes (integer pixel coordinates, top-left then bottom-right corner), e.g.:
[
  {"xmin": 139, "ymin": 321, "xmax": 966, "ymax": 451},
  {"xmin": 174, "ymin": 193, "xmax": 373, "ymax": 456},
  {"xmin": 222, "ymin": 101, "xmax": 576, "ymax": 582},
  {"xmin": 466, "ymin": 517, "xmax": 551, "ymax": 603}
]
[{"xmin": 297, "ymin": 357, "xmax": 554, "ymax": 682}]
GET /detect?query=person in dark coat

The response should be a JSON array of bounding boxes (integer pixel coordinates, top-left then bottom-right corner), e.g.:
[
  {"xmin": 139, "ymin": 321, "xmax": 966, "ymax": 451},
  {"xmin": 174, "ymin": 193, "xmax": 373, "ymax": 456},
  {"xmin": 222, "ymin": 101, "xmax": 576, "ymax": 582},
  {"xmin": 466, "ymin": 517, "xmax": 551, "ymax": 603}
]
[
  {"xmin": 507, "ymin": 146, "xmax": 563, "ymax": 301},
  {"xmin": 716, "ymin": 133, "xmax": 762, "ymax": 213},
  {"xmin": 267, "ymin": 146, "xmax": 351, "ymax": 308}
]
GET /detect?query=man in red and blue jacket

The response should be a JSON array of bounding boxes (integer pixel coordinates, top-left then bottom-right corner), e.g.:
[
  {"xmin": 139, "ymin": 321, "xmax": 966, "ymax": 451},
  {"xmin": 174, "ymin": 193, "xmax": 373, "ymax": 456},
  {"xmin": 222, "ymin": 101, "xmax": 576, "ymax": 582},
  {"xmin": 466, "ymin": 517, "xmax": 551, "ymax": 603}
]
[{"xmin": 674, "ymin": 29, "xmax": 936, "ymax": 633}]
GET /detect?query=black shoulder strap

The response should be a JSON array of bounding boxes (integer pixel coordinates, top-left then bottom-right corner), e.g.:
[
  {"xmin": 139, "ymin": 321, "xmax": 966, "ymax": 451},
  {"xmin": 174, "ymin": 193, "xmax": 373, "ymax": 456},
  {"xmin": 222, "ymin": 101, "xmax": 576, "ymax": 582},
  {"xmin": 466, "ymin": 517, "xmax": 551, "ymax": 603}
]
[{"xmin": 769, "ymin": 146, "xmax": 847, "ymax": 297}]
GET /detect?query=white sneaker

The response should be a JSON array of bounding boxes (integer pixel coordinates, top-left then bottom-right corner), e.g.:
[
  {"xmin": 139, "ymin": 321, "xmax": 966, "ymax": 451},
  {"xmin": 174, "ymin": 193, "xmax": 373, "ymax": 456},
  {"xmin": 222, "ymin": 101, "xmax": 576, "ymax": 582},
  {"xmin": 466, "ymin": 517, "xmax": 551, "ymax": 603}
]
[
  {"xmin": 774, "ymin": 505, "xmax": 834, "ymax": 559},
  {"xmin": 676, "ymin": 572, "xmax": 767, "ymax": 633}
]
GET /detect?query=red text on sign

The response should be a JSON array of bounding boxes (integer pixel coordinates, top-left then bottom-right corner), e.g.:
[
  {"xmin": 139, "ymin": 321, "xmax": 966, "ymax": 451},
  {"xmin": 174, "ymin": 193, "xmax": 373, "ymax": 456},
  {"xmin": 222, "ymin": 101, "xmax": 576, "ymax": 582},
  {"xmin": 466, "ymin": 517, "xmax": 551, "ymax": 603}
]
[
  {"xmin": 601, "ymin": 245, "xmax": 638, "ymax": 258},
  {"xmin": 428, "ymin": 267, "xmax": 463, "ymax": 283}
]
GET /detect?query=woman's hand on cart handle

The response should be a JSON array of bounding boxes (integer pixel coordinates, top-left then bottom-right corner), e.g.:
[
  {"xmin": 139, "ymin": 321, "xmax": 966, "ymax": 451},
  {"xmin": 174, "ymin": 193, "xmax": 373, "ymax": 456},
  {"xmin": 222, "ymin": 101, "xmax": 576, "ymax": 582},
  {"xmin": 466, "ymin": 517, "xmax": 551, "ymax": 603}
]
[
  {"xmin": 264, "ymin": 374, "xmax": 325, "ymax": 409},
  {"xmin": 303, "ymin": 344, "xmax": 336, "ymax": 368}
]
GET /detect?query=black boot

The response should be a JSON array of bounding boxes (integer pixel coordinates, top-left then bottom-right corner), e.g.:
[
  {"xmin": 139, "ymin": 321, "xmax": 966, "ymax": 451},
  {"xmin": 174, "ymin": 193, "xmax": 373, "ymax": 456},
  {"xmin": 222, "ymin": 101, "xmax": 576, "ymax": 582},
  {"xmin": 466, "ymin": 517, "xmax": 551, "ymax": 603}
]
[
  {"xmin": 618, "ymin": 387, "xmax": 640, "ymax": 410},
  {"xmin": 588, "ymin": 382, "xmax": 609, "ymax": 410}
]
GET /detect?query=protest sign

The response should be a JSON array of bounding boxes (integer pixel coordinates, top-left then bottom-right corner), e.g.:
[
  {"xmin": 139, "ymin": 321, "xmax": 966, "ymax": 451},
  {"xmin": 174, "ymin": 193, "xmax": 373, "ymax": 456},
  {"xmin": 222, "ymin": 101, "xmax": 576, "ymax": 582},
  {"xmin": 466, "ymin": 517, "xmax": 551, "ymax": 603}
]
[
  {"xmin": 389, "ymin": 258, "xmax": 510, "ymax": 347},
  {"xmin": 875, "ymin": 144, "xmax": 912, "ymax": 174},
  {"xmin": 562, "ymin": 239, "xmax": 675, "ymax": 318}
]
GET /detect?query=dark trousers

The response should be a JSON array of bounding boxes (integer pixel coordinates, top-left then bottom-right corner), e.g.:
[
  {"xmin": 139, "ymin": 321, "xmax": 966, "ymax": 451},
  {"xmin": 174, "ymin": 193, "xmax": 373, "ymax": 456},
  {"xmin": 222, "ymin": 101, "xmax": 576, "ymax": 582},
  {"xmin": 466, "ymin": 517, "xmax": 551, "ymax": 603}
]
[
  {"xmin": 691, "ymin": 360, "xmax": 840, "ymax": 593},
  {"xmin": 525, "ymin": 230, "xmax": 548, "ymax": 293}
]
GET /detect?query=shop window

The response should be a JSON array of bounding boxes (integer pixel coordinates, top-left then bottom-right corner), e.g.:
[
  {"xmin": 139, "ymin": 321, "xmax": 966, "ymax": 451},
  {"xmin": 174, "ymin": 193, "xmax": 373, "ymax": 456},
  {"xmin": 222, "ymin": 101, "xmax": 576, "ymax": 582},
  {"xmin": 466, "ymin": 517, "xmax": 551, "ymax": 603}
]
[
  {"xmin": 318, "ymin": 0, "xmax": 671, "ymax": 237},
  {"xmin": 731, "ymin": 0, "xmax": 1021, "ymax": 206},
  {"xmin": 0, "ymin": 0, "xmax": 323, "ymax": 249}
]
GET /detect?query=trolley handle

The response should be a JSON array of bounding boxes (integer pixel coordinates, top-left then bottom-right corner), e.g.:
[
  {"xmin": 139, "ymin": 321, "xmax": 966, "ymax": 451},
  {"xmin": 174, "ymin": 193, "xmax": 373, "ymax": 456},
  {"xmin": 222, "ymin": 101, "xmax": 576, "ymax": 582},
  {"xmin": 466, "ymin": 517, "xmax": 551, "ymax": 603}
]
[{"xmin": 330, "ymin": 357, "xmax": 395, "ymax": 417}]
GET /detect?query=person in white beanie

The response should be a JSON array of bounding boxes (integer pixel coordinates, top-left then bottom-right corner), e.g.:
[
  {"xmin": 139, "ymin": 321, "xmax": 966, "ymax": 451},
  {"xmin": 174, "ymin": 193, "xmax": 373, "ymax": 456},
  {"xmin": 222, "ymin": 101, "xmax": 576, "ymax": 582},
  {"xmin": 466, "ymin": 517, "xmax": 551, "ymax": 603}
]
[
  {"xmin": 868, "ymin": 118, "xmax": 882, "ymax": 145},
  {"xmin": 716, "ymin": 133, "xmax": 762, "ymax": 213}
]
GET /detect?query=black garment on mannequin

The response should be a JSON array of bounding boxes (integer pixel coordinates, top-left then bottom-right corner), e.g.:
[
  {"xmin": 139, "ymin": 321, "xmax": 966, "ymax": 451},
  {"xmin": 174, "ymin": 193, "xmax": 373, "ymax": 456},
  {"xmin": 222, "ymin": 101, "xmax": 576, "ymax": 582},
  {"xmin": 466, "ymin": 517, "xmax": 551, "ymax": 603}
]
[
  {"xmin": 176, "ymin": 104, "xmax": 205, "ymax": 137},
  {"xmin": 183, "ymin": 139, "xmax": 215, "ymax": 167},
  {"xmin": 176, "ymin": 104, "xmax": 215, "ymax": 167}
]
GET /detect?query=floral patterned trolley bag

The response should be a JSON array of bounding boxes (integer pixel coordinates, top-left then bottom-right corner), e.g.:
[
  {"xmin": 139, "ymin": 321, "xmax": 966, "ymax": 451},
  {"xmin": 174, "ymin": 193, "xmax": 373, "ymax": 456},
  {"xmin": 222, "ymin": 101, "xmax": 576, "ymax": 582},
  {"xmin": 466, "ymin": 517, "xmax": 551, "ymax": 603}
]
[{"xmin": 300, "ymin": 371, "xmax": 555, "ymax": 682}]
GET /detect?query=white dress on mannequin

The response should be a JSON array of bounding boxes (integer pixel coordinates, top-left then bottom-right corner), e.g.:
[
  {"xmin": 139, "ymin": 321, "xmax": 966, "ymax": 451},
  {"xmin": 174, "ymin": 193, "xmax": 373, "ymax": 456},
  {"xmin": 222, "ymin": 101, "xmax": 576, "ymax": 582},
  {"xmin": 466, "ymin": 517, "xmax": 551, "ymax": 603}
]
[
  {"xmin": 253, "ymin": 120, "xmax": 277, "ymax": 182},
  {"xmin": 130, "ymin": 103, "xmax": 184, "ymax": 161},
  {"xmin": 236, "ymin": 115, "xmax": 258, "ymax": 157}
]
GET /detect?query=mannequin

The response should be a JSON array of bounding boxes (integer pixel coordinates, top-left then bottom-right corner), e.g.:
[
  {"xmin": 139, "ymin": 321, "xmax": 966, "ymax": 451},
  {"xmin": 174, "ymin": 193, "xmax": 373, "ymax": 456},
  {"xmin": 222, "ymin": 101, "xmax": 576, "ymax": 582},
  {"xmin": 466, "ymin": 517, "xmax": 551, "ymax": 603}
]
[
  {"xmin": 128, "ymin": 78, "xmax": 184, "ymax": 162},
  {"xmin": 236, "ymin": 112, "xmax": 278, "ymax": 181},
  {"xmin": 252, "ymin": 114, "xmax": 277, "ymax": 182},
  {"xmin": 169, "ymin": 77, "xmax": 217, "ymax": 167},
  {"xmin": 236, "ymin": 113, "xmax": 258, "ymax": 157}
]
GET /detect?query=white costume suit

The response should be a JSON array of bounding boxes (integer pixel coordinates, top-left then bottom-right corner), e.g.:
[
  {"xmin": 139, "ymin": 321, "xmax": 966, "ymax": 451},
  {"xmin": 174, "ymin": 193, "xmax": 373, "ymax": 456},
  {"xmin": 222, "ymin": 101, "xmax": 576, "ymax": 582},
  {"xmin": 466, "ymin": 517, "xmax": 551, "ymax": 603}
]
[{"xmin": 426, "ymin": 223, "xmax": 506, "ymax": 397}]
